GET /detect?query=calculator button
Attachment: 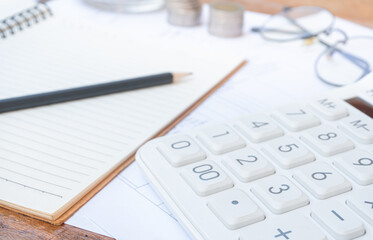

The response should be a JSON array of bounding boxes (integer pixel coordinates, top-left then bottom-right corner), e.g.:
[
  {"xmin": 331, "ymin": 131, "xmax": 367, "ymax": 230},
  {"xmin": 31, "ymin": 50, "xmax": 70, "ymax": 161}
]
[
  {"xmin": 263, "ymin": 136, "xmax": 315, "ymax": 169},
  {"xmin": 311, "ymin": 200, "xmax": 365, "ymax": 240},
  {"xmin": 234, "ymin": 114, "xmax": 283, "ymax": 143},
  {"xmin": 157, "ymin": 135, "xmax": 206, "ymax": 167},
  {"xmin": 309, "ymin": 97, "xmax": 348, "ymax": 120},
  {"xmin": 272, "ymin": 104, "xmax": 321, "ymax": 131},
  {"xmin": 339, "ymin": 113, "xmax": 373, "ymax": 144},
  {"xmin": 293, "ymin": 162, "xmax": 352, "ymax": 199},
  {"xmin": 240, "ymin": 215, "xmax": 326, "ymax": 240},
  {"xmin": 196, "ymin": 124, "xmax": 246, "ymax": 154},
  {"xmin": 251, "ymin": 175, "xmax": 309, "ymax": 214},
  {"xmin": 207, "ymin": 189, "xmax": 265, "ymax": 230},
  {"xmin": 181, "ymin": 160, "xmax": 233, "ymax": 196},
  {"xmin": 222, "ymin": 148, "xmax": 275, "ymax": 182},
  {"xmin": 334, "ymin": 150, "xmax": 373, "ymax": 185},
  {"xmin": 301, "ymin": 125, "xmax": 354, "ymax": 157},
  {"xmin": 347, "ymin": 188, "xmax": 373, "ymax": 226}
]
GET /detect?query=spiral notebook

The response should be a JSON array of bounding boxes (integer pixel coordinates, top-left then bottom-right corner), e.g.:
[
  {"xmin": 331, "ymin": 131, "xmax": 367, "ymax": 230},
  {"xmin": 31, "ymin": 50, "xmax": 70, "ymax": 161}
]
[{"xmin": 0, "ymin": 0, "xmax": 245, "ymax": 225}]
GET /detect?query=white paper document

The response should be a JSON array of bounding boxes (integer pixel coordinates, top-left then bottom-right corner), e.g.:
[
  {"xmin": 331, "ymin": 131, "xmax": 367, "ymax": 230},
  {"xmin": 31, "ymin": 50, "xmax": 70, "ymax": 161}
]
[{"xmin": 51, "ymin": 0, "xmax": 373, "ymax": 239}]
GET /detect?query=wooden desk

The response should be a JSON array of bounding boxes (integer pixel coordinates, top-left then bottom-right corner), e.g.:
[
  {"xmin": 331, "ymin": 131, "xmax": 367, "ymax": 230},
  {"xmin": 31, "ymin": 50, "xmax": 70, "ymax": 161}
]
[
  {"xmin": 1, "ymin": 1, "xmax": 372, "ymax": 239},
  {"xmin": 210, "ymin": 0, "xmax": 373, "ymax": 29}
]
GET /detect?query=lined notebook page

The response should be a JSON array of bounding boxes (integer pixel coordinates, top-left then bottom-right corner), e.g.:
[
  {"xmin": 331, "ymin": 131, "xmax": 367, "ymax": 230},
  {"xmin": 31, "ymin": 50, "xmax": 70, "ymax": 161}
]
[{"xmin": 0, "ymin": 3, "xmax": 243, "ymax": 219}]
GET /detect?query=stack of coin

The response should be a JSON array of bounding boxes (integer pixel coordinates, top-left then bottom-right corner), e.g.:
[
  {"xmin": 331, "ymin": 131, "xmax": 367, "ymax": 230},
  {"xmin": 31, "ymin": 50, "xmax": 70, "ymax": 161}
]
[
  {"xmin": 167, "ymin": 0, "xmax": 201, "ymax": 27},
  {"xmin": 208, "ymin": 2, "xmax": 244, "ymax": 37}
]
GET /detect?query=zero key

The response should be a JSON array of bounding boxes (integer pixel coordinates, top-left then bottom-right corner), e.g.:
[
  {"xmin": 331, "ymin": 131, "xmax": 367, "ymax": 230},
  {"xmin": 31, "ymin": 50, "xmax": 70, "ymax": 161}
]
[{"xmin": 157, "ymin": 135, "xmax": 206, "ymax": 167}]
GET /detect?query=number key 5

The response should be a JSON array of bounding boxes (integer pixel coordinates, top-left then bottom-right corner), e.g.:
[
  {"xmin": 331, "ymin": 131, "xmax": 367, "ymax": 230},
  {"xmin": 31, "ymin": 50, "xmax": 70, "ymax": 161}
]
[{"xmin": 263, "ymin": 136, "xmax": 315, "ymax": 169}]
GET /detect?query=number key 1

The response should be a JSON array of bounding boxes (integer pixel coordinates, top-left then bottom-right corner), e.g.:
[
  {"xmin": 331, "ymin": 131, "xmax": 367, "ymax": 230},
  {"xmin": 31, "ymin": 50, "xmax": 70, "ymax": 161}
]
[{"xmin": 196, "ymin": 124, "xmax": 246, "ymax": 154}]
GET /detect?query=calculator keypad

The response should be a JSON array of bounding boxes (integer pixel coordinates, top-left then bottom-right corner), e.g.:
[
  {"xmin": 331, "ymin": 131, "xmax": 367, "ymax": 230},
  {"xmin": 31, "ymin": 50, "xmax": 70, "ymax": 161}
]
[{"xmin": 139, "ymin": 89, "xmax": 373, "ymax": 240}]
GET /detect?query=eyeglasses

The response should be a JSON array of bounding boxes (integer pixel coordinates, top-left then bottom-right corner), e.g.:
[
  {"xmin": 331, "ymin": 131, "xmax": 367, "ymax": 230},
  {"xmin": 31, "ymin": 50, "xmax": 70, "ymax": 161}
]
[{"xmin": 252, "ymin": 6, "xmax": 373, "ymax": 87}]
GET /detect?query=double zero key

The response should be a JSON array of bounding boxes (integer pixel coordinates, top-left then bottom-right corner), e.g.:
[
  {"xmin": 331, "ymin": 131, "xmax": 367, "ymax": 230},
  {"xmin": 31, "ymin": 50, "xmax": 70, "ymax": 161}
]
[{"xmin": 181, "ymin": 160, "xmax": 233, "ymax": 196}]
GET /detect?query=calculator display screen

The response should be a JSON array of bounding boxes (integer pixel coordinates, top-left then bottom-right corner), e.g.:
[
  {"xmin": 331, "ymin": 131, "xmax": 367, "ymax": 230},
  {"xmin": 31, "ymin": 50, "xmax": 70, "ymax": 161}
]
[{"xmin": 345, "ymin": 97, "xmax": 373, "ymax": 118}]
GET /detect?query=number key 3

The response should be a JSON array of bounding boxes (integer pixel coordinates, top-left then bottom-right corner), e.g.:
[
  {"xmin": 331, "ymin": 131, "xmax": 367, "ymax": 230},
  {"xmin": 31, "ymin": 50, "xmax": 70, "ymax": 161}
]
[{"xmin": 251, "ymin": 175, "xmax": 309, "ymax": 214}]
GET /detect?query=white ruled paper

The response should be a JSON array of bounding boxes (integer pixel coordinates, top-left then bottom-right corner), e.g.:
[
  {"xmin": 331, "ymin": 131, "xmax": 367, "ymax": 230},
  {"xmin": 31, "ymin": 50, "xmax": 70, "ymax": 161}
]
[{"xmin": 0, "ymin": 2, "xmax": 243, "ymax": 219}]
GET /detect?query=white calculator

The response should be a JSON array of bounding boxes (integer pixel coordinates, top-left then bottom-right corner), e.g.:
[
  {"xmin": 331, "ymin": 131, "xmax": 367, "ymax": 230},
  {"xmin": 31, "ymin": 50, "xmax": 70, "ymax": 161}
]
[{"xmin": 136, "ymin": 74, "xmax": 373, "ymax": 240}]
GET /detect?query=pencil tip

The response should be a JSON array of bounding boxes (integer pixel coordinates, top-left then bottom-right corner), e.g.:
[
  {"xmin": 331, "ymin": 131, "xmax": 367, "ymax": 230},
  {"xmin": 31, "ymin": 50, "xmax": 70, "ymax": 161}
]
[{"xmin": 172, "ymin": 72, "xmax": 192, "ymax": 82}]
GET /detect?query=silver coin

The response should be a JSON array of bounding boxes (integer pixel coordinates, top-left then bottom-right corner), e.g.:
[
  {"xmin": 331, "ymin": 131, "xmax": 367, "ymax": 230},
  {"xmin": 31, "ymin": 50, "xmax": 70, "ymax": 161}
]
[
  {"xmin": 208, "ymin": 1, "xmax": 244, "ymax": 37},
  {"xmin": 167, "ymin": 0, "xmax": 201, "ymax": 27}
]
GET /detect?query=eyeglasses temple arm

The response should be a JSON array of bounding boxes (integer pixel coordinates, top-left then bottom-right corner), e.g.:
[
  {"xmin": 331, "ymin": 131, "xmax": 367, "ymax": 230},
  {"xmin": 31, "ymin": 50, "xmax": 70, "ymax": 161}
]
[{"xmin": 319, "ymin": 39, "xmax": 371, "ymax": 74}]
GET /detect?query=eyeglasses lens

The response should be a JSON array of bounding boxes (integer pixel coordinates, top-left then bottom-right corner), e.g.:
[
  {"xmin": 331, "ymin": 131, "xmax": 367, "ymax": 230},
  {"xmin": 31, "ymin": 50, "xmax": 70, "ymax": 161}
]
[
  {"xmin": 261, "ymin": 6, "xmax": 334, "ymax": 41},
  {"xmin": 316, "ymin": 36, "xmax": 373, "ymax": 86}
]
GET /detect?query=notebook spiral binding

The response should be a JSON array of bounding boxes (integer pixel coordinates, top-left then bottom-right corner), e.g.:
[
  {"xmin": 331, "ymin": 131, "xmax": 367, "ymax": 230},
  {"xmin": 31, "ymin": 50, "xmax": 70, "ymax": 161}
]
[{"xmin": 0, "ymin": 3, "xmax": 53, "ymax": 39}]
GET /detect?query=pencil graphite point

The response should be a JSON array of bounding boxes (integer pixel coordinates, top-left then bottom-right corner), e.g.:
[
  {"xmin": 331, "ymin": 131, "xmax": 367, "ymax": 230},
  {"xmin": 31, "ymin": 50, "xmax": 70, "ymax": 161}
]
[{"xmin": 172, "ymin": 72, "xmax": 192, "ymax": 82}]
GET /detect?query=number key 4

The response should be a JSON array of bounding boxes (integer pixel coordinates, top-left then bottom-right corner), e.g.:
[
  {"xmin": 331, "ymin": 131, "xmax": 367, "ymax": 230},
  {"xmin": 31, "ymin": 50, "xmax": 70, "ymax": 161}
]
[{"xmin": 234, "ymin": 114, "xmax": 283, "ymax": 143}]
